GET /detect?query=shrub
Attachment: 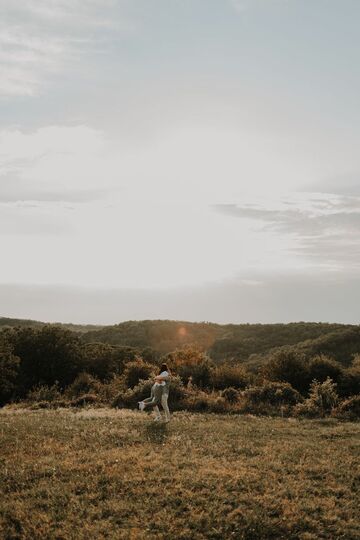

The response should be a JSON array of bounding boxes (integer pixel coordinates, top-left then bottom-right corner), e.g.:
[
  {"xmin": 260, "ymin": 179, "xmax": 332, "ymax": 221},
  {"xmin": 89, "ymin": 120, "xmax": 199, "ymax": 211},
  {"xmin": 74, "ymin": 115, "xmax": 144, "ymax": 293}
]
[
  {"xmin": 211, "ymin": 365, "xmax": 249, "ymax": 390},
  {"xmin": 65, "ymin": 372, "xmax": 101, "ymax": 399},
  {"xmin": 307, "ymin": 355, "xmax": 343, "ymax": 386},
  {"xmin": 339, "ymin": 357, "xmax": 360, "ymax": 397},
  {"xmin": 221, "ymin": 387, "xmax": 239, "ymax": 404},
  {"xmin": 123, "ymin": 358, "xmax": 155, "ymax": 389},
  {"xmin": 294, "ymin": 378, "xmax": 338, "ymax": 417},
  {"xmin": 333, "ymin": 395, "xmax": 360, "ymax": 420},
  {"xmin": 183, "ymin": 390, "xmax": 229, "ymax": 413},
  {"xmin": 27, "ymin": 383, "xmax": 61, "ymax": 403},
  {"xmin": 262, "ymin": 350, "xmax": 309, "ymax": 394},
  {"xmin": 241, "ymin": 381, "xmax": 302, "ymax": 407},
  {"xmin": 164, "ymin": 347, "xmax": 214, "ymax": 388}
]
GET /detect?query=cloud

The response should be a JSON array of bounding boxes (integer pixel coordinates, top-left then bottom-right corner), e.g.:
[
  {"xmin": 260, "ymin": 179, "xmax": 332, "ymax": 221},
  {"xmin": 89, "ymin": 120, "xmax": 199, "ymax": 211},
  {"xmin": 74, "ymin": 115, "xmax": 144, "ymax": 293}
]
[
  {"xmin": 0, "ymin": 125, "xmax": 121, "ymax": 203},
  {"xmin": 0, "ymin": 173, "xmax": 114, "ymax": 203},
  {"xmin": 0, "ymin": 0, "xmax": 135, "ymax": 97},
  {"xmin": 214, "ymin": 194, "xmax": 360, "ymax": 270}
]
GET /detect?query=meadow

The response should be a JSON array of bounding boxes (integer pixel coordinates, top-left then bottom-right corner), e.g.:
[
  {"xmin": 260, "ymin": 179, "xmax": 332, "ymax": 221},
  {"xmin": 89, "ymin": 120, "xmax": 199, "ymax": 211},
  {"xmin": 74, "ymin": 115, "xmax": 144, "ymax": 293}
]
[{"xmin": 0, "ymin": 408, "xmax": 359, "ymax": 539}]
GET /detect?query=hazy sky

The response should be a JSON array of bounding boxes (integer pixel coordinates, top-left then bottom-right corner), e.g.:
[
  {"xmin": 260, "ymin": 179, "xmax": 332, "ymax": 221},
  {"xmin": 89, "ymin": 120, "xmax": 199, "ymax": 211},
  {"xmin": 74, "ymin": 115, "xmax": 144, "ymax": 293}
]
[{"xmin": 1, "ymin": 0, "xmax": 360, "ymax": 324}]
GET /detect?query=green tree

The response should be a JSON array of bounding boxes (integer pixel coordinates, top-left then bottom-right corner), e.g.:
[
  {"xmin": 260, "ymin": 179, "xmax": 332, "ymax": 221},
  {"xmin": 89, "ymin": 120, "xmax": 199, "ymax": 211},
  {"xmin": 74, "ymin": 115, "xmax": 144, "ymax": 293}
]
[
  {"xmin": 262, "ymin": 349, "xmax": 309, "ymax": 394},
  {"xmin": 9, "ymin": 325, "xmax": 83, "ymax": 394},
  {"xmin": 0, "ymin": 337, "xmax": 20, "ymax": 405}
]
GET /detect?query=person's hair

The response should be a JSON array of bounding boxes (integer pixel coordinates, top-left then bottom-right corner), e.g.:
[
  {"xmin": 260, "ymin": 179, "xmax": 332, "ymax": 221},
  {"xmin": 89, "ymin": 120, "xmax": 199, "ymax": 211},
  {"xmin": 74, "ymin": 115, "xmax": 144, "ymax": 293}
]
[{"xmin": 159, "ymin": 363, "xmax": 169, "ymax": 374}]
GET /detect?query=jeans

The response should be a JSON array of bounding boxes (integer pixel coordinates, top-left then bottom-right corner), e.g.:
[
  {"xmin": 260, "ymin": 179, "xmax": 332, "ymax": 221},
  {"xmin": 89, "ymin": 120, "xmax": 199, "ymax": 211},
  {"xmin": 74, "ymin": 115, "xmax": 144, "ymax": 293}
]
[
  {"xmin": 143, "ymin": 384, "xmax": 163, "ymax": 408},
  {"xmin": 154, "ymin": 392, "xmax": 171, "ymax": 421}
]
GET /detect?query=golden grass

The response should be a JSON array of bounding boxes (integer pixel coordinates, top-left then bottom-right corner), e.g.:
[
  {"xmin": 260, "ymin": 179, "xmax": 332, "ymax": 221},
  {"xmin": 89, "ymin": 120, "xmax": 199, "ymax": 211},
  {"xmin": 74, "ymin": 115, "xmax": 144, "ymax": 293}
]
[{"xmin": 0, "ymin": 408, "xmax": 359, "ymax": 539}]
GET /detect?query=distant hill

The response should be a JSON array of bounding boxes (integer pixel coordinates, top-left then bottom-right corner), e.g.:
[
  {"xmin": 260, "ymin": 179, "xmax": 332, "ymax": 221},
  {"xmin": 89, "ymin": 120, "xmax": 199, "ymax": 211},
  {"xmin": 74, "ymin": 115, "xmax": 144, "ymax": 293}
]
[
  {"xmin": 80, "ymin": 320, "xmax": 356, "ymax": 363},
  {"xmin": 248, "ymin": 326, "xmax": 360, "ymax": 369},
  {"xmin": 2, "ymin": 317, "xmax": 358, "ymax": 365},
  {"xmin": 0, "ymin": 317, "xmax": 104, "ymax": 334}
]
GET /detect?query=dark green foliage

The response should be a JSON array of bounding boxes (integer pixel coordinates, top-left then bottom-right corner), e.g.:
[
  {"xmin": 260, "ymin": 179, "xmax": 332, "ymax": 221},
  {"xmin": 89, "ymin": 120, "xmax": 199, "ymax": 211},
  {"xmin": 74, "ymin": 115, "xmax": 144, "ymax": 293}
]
[
  {"xmin": 307, "ymin": 355, "xmax": 344, "ymax": 385},
  {"xmin": 207, "ymin": 322, "xmax": 350, "ymax": 361},
  {"xmin": 242, "ymin": 381, "xmax": 303, "ymax": 407},
  {"xmin": 0, "ymin": 337, "xmax": 20, "ymax": 405},
  {"xmin": 65, "ymin": 372, "xmax": 100, "ymax": 398},
  {"xmin": 211, "ymin": 364, "xmax": 249, "ymax": 390},
  {"xmin": 262, "ymin": 350, "xmax": 309, "ymax": 393},
  {"xmin": 80, "ymin": 343, "xmax": 138, "ymax": 380},
  {"xmin": 339, "ymin": 356, "xmax": 360, "ymax": 397},
  {"xmin": 7, "ymin": 325, "xmax": 83, "ymax": 395}
]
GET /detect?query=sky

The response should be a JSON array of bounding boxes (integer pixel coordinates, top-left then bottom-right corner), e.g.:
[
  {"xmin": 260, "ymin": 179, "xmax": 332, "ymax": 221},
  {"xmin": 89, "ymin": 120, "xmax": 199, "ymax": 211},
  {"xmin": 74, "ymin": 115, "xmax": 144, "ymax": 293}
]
[{"xmin": 1, "ymin": 0, "xmax": 360, "ymax": 324}]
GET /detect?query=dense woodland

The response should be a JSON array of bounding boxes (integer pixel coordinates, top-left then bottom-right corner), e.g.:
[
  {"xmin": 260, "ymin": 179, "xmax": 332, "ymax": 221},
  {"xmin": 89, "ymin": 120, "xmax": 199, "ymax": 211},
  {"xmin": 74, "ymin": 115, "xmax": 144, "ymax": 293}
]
[{"xmin": 1, "ymin": 317, "xmax": 360, "ymax": 417}]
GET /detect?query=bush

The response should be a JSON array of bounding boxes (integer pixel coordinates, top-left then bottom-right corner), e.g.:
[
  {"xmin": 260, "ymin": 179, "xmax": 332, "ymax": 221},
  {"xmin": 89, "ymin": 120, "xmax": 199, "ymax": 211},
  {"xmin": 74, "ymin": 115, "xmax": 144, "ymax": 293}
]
[
  {"xmin": 183, "ymin": 390, "xmax": 229, "ymax": 413},
  {"xmin": 339, "ymin": 357, "xmax": 360, "ymax": 397},
  {"xmin": 307, "ymin": 355, "xmax": 344, "ymax": 386},
  {"xmin": 221, "ymin": 387, "xmax": 239, "ymax": 404},
  {"xmin": 262, "ymin": 349, "xmax": 309, "ymax": 394},
  {"xmin": 294, "ymin": 378, "xmax": 338, "ymax": 417},
  {"xmin": 211, "ymin": 365, "xmax": 249, "ymax": 391},
  {"xmin": 123, "ymin": 359, "xmax": 155, "ymax": 389},
  {"xmin": 65, "ymin": 373, "xmax": 101, "ymax": 399},
  {"xmin": 27, "ymin": 383, "xmax": 61, "ymax": 403},
  {"xmin": 164, "ymin": 347, "xmax": 213, "ymax": 388},
  {"xmin": 333, "ymin": 395, "xmax": 360, "ymax": 420},
  {"xmin": 242, "ymin": 381, "xmax": 302, "ymax": 407}
]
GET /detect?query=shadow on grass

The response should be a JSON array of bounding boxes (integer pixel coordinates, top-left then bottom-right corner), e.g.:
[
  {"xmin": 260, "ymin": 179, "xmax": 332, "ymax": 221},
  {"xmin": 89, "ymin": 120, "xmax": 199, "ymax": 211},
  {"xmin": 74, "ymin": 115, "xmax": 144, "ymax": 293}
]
[{"xmin": 144, "ymin": 421, "xmax": 169, "ymax": 444}]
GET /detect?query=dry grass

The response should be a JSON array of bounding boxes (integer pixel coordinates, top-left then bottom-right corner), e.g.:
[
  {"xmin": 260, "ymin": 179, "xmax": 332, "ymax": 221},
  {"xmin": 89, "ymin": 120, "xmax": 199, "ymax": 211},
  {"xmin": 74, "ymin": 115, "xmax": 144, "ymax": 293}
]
[{"xmin": 0, "ymin": 408, "xmax": 359, "ymax": 539}]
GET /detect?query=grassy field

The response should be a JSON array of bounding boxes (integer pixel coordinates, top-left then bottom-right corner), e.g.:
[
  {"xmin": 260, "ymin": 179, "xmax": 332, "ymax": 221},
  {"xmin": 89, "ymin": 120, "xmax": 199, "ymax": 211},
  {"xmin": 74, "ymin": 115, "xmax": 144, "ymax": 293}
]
[{"xmin": 0, "ymin": 409, "xmax": 359, "ymax": 540}]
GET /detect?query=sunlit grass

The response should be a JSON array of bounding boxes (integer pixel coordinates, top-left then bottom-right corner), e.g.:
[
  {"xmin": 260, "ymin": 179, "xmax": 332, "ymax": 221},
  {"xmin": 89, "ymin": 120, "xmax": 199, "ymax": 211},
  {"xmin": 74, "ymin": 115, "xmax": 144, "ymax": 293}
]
[{"xmin": 0, "ymin": 408, "xmax": 359, "ymax": 539}]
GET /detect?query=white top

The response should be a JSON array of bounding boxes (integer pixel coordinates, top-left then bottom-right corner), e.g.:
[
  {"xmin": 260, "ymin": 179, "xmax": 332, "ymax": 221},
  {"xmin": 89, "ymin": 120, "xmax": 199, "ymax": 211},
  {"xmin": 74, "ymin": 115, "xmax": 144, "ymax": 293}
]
[{"xmin": 154, "ymin": 370, "xmax": 169, "ymax": 386}]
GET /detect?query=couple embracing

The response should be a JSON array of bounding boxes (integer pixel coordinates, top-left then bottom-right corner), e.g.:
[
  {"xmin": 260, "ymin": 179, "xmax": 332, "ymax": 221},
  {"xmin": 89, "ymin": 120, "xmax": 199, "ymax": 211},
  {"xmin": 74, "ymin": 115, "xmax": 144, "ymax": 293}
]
[{"xmin": 138, "ymin": 363, "xmax": 171, "ymax": 423}]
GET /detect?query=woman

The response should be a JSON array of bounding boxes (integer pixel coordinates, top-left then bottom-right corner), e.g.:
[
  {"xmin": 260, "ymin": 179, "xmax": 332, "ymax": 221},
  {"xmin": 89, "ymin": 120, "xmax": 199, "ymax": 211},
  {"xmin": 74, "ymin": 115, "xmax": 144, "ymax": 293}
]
[
  {"xmin": 155, "ymin": 363, "xmax": 171, "ymax": 423},
  {"xmin": 138, "ymin": 363, "xmax": 171, "ymax": 423}
]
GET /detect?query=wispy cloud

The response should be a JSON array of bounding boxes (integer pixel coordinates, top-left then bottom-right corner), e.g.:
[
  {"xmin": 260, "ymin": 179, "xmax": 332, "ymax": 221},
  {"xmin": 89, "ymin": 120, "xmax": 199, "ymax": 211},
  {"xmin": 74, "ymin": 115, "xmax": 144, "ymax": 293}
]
[
  {"xmin": 0, "ymin": 0, "xmax": 135, "ymax": 97},
  {"xmin": 0, "ymin": 125, "xmax": 119, "ymax": 203},
  {"xmin": 214, "ymin": 194, "xmax": 360, "ymax": 270}
]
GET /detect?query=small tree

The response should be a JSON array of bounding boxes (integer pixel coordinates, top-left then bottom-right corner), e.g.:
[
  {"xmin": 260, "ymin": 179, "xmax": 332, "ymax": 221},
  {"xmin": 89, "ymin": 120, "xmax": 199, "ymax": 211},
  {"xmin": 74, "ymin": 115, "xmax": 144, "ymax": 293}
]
[
  {"xmin": 294, "ymin": 377, "xmax": 339, "ymax": 417},
  {"xmin": 307, "ymin": 377, "xmax": 339, "ymax": 411}
]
